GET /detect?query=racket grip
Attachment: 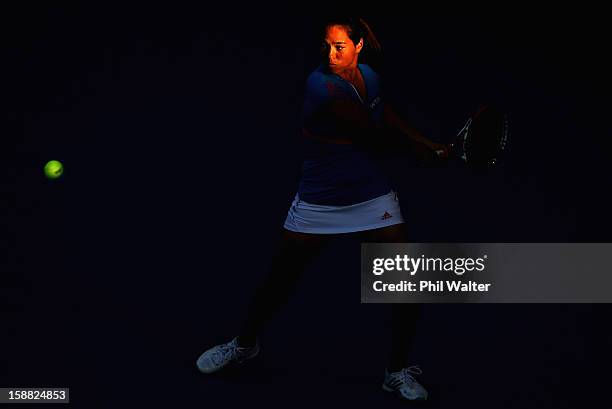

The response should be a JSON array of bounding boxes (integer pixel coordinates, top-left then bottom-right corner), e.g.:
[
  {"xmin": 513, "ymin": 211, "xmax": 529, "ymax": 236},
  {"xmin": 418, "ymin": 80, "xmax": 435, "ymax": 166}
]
[{"xmin": 435, "ymin": 143, "xmax": 454, "ymax": 159}]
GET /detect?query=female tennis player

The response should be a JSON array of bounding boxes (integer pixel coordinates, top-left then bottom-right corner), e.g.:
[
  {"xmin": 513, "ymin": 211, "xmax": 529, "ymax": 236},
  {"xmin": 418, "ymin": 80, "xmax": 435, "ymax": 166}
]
[{"xmin": 196, "ymin": 16, "xmax": 448, "ymax": 402}]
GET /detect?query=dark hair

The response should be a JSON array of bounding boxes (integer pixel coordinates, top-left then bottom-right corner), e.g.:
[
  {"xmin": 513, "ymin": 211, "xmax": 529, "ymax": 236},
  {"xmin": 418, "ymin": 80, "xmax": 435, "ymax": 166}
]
[{"xmin": 318, "ymin": 15, "xmax": 382, "ymax": 69}]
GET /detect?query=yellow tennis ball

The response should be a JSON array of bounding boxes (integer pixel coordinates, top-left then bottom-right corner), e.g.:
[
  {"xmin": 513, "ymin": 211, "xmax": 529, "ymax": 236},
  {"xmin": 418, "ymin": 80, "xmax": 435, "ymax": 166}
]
[{"xmin": 44, "ymin": 160, "xmax": 64, "ymax": 179}]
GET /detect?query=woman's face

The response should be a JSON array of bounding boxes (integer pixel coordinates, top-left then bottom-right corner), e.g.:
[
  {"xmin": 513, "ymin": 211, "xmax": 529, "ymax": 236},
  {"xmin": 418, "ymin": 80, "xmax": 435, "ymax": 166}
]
[{"xmin": 322, "ymin": 25, "xmax": 363, "ymax": 74}]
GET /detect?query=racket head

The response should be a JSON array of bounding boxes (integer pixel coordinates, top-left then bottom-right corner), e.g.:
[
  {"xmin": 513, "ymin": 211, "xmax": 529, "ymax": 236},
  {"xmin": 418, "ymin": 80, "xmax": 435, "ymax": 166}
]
[{"xmin": 456, "ymin": 105, "xmax": 509, "ymax": 167}]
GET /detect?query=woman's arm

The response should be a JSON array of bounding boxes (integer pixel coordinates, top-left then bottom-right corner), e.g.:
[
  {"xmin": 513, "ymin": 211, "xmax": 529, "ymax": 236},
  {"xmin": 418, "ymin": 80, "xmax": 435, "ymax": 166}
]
[{"xmin": 383, "ymin": 104, "xmax": 449, "ymax": 159}]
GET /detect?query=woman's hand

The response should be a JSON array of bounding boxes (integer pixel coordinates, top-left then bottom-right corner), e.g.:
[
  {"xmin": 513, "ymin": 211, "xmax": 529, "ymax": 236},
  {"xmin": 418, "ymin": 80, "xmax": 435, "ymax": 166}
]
[{"xmin": 429, "ymin": 142, "xmax": 452, "ymax": 161}]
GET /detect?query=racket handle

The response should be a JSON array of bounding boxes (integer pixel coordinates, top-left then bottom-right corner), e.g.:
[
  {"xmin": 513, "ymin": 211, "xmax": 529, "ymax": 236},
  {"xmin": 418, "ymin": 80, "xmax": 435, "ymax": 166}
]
[{"xmin": 435, "ymin": 143, "xmax": 454, "ymax": 159}]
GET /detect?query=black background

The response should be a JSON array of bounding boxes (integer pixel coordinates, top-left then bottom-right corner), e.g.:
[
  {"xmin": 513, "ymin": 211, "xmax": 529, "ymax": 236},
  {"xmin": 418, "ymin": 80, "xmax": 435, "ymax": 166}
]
[{"xmin": 3, "ymin": 4, "xmax": 612, "ymax": 408}]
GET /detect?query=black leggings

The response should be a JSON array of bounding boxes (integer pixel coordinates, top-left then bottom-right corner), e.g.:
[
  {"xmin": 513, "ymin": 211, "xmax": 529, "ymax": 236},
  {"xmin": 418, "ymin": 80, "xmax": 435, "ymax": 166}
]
[{"xmin": 238, "ymin": 227, "xmax": 422, "ymax": 372}]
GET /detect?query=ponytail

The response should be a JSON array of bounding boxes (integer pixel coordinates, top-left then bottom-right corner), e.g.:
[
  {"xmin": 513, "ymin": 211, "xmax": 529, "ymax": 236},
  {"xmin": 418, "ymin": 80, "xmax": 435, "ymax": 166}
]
[
  {"xmin": 358, "ymin": 18, "xmax": 381, "ymax": 54},
  {"xmin": 355, "ymin": 17, "xmax": 383, "ymax": 72}
]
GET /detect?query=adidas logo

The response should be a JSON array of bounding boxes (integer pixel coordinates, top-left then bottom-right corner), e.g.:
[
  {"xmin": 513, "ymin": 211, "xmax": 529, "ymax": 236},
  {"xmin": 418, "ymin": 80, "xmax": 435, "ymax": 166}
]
[{"xmin": 381, "ymin": 212, "xmax": 393, "ymax": 220}]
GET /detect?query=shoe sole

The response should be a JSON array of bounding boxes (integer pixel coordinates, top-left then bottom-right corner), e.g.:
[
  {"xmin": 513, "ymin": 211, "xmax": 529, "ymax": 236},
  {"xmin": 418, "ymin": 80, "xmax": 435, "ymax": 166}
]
[{"xmin": 382, "ymin": 383, "xmax": 427, "ymax": 402}]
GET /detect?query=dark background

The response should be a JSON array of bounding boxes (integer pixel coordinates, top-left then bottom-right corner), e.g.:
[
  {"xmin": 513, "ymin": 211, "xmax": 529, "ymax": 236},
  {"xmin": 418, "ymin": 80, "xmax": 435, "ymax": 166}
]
[{"xmin": 3, "ymin": 5, "xmax": 611, "ymax": 408}]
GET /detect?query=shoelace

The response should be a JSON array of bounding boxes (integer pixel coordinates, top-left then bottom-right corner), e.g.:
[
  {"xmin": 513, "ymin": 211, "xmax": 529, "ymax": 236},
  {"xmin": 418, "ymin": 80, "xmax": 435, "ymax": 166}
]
[
  {"xmin": 399, "ymin": 365, "xmax": 423, "ymax": 386},
  {"xmin": 211, "ymin": 342, "xmax": 241, "ymax": 365}
]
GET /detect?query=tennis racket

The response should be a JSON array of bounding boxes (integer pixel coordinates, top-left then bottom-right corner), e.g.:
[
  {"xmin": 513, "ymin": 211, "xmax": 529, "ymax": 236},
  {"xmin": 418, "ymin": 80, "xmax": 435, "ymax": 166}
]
[{"xmin": 438, "ymin": 105, "xmax": 509, "ymax": 167}]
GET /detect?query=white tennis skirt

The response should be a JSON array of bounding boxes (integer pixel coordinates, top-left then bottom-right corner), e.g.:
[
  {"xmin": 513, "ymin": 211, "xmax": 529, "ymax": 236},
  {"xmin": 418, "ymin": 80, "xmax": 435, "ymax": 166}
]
[{"xmin": 283, "ymin": 190, "xmax": 405, "ymax": 234}]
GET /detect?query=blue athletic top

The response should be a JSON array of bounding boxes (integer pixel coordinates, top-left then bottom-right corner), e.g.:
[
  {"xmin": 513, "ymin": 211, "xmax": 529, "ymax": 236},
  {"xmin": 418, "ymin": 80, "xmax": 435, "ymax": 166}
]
[{"xmin": 297, "ymin": 64, "xmax": 392, "ymax": 206}]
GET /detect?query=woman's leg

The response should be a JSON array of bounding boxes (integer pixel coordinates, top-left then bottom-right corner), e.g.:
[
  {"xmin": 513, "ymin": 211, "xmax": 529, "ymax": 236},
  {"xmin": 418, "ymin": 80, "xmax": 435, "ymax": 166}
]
[
  {"xmin": 360, "ymin": 223, "xmax": 422, "ymax": 372},
  {"xmin": 237, "ymin": 228, "xmax": 329, "ymax": 347}
]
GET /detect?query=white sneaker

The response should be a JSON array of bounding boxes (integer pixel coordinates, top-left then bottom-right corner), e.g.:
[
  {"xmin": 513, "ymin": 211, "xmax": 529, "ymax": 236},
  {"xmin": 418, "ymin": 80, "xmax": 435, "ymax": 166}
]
[
  {"xmin": 382, "ymin": 366, "xmax": 428, "ymax": 401},
  {"xmin": 196, "ymin": 337, "xmax": 259, "ymax": 374}
]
